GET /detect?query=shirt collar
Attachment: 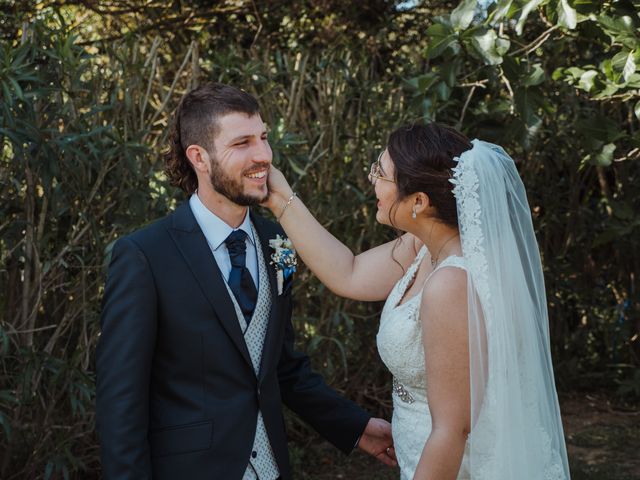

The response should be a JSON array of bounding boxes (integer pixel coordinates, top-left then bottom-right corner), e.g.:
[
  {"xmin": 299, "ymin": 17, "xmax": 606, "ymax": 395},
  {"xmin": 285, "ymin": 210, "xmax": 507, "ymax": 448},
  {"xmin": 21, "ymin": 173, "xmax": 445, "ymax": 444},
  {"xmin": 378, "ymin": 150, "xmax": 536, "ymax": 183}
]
[{"xmin": 189, "ymin": 193, "xmax": 256, "ymax": 251}]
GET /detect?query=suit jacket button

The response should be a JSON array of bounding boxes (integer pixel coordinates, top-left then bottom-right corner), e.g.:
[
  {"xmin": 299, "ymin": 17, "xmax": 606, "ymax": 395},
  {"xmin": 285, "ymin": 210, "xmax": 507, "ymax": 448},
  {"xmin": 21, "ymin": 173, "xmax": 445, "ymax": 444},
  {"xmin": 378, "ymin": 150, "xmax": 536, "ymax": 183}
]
[{"xmin": 252, "ymin": 451, "xmax": 257, "ymax": 459}]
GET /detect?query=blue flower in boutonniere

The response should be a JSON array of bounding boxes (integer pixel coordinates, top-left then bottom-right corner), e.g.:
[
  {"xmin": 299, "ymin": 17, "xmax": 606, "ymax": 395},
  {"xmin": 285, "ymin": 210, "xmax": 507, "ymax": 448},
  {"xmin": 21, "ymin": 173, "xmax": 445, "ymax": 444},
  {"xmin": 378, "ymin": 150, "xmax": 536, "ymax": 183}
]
[{"xmin": 269, "ymin": 234, "xmax": 297, "ymax": 295}]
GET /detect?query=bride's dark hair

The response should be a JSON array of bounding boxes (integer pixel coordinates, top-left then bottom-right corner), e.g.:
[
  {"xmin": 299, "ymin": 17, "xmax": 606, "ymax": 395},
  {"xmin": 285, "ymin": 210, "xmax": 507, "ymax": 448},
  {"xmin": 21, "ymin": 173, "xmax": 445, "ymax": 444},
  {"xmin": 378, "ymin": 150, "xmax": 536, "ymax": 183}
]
[{"xmin": 387, "ymin": 122, "xmax": 472, "ymax": 228}]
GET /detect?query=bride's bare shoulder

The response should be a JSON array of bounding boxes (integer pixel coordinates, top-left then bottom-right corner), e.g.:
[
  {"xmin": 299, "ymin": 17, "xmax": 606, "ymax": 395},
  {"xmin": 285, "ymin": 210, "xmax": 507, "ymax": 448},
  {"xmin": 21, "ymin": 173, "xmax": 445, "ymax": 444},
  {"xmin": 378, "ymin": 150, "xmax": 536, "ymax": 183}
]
[{"xmin": 421, "ymin": 266, "xmax": 468, "ymax": 309}]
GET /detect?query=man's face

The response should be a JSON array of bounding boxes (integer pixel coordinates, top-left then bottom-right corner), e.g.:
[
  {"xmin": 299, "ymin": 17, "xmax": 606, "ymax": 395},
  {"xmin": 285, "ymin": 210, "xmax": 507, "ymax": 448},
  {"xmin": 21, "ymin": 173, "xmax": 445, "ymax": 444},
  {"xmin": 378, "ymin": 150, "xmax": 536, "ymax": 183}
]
[{"xmin": 208, "ymin": 112, "xmax": 272, "ymax": 206}]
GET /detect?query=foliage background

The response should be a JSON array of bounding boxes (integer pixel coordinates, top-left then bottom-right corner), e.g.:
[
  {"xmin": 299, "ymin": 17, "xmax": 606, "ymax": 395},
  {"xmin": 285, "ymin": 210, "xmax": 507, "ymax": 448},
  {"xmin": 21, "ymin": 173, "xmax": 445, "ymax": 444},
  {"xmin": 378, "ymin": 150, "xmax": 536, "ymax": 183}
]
[{"xmin": 0, "ymin": 0, "xmax": 638, "ymax": 478}]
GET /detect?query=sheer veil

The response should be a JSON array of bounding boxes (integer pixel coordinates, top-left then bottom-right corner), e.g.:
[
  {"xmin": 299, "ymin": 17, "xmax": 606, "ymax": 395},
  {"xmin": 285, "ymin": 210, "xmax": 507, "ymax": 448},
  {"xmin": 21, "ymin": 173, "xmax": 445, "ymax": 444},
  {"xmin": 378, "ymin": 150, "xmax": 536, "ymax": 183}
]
[{"xmin": 450, "ymin": 140, "xmax": 570, "ymax": 479}]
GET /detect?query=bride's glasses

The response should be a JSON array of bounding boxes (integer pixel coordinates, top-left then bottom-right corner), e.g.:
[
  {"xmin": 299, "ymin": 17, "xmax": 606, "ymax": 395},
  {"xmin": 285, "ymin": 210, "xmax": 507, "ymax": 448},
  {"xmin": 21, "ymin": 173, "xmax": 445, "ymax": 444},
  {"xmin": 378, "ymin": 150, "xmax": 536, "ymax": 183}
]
[{"xmin": 369, "ymin": 151, "xmax": 395, "ymax": 185}]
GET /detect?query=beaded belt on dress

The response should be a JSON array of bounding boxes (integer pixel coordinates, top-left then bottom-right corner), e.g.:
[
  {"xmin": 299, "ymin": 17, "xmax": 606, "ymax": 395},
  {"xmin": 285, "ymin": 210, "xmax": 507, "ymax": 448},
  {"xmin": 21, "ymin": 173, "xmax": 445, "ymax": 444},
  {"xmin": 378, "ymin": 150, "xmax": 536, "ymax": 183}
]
[{"xmin": 392, "ymin": 377, "xmax": 415, "ymax": 404}]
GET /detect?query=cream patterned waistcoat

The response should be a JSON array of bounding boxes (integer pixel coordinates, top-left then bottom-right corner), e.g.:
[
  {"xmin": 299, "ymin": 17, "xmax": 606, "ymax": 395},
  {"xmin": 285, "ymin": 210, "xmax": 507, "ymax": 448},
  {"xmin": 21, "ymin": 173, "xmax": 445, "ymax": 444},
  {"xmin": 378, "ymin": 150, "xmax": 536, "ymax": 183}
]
[{"xmin": 224, "ymin": 223, "xmax": 279, "ymax": 480}]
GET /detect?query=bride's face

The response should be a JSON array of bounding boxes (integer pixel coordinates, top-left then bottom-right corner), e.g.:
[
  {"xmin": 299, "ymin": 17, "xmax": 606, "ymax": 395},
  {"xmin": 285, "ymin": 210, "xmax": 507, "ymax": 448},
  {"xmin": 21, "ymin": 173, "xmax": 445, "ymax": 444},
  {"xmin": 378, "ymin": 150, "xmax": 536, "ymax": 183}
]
[{"xmin": 372, "ymin": 150, "xmax": 412, "ymax": 229}]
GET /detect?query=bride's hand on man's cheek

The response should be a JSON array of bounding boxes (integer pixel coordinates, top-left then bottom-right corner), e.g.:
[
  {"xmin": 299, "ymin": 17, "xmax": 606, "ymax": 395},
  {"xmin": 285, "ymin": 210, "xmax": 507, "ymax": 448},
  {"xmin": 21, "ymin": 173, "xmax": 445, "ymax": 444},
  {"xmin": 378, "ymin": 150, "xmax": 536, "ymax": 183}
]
[{"xmin": 264, "ymin": 165, "xmax": 293, "ymax": 211}]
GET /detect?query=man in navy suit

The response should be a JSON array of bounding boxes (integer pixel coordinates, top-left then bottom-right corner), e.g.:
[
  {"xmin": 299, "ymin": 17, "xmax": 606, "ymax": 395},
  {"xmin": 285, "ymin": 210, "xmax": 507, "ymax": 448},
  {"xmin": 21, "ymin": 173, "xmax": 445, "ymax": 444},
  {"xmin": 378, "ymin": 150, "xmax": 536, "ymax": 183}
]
[{"xmin": 96, "ymin": 82, "xmax": 395, "ymax": 479}]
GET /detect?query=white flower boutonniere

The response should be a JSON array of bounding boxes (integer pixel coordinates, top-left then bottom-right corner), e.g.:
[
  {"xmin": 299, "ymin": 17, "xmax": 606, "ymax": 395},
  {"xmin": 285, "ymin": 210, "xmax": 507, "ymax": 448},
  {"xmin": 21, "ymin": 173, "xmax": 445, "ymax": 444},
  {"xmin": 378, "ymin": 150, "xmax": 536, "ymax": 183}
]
[{"xmin": 269, "ymin": 234, "xmax": 297, "ymax": 295}]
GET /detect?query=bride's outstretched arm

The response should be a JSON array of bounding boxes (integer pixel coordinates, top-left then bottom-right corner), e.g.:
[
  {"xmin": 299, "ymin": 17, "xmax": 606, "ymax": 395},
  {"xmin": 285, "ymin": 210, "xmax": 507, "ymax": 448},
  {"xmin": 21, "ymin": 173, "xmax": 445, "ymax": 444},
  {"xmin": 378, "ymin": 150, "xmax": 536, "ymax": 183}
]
[
  {"xmin": 263, "ymin": 165, "xmax": 420, "ymax": 302},
  {"xmin": 413, "ymin": 267, "xmax": 470, "ymax": 480}
]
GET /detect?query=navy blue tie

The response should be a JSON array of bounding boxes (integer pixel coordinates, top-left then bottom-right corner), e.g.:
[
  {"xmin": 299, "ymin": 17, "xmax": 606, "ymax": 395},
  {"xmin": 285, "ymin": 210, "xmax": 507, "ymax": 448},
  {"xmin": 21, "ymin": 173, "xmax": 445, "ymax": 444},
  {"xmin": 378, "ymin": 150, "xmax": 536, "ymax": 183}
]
[{"xmin": 224, "ymin": 230, "xmax": 258, "ymax": 324}]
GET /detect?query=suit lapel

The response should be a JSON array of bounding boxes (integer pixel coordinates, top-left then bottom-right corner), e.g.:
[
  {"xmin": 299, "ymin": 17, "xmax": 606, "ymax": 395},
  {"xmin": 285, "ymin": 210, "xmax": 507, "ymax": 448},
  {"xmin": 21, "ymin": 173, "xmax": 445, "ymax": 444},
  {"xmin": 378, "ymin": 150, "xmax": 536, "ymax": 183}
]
[
  {"xmin": 168, "ymin": 202, "xmax": 252, "ymax": 368},
  {"xmin": 251, "ymin": 211, "xmax": 284, "ymax": 380}
]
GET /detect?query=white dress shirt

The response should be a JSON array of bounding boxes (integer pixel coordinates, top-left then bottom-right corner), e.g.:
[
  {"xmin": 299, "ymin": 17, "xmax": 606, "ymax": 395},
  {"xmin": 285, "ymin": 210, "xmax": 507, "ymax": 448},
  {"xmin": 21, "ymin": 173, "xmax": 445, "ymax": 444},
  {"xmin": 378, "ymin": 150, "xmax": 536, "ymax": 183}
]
[{"xmin": 189, "ymin": 193, "xmax": 259, "ymax": 288}]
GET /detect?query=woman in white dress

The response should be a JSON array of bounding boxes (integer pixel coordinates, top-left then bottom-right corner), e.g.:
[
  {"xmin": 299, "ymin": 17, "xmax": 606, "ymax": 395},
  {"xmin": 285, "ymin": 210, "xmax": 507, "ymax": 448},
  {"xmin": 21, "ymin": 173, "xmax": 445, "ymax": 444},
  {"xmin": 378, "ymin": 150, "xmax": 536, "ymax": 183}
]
[{"xmin": 263, "ymin": 122, "xmax": 570, "ymax": 480}]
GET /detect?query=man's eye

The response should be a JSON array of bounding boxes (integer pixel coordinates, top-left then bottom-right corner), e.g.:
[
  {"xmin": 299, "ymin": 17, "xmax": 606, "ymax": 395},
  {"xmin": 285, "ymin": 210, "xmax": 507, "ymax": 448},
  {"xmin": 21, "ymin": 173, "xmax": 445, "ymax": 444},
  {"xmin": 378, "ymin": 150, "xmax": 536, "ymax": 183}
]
[{"xmin": 236, "ymin": 140, "xmax": 248, "ymax": 146}]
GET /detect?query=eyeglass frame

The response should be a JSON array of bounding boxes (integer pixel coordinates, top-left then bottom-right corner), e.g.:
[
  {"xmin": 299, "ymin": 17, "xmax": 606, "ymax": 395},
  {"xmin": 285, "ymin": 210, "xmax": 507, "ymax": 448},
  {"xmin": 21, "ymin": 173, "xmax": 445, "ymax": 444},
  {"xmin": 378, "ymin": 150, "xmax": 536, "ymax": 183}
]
[{"xmin": 368, "ymin": 151, "xmax": 396, "ymax": 184}]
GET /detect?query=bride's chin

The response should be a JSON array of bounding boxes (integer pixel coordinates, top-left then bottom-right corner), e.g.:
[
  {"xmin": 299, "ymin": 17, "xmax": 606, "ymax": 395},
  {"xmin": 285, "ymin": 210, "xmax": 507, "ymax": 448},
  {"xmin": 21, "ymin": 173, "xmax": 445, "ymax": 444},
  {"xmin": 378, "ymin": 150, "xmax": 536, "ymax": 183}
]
[{"xmin": 375, "ymin": 212, "xmax": 390, "ymax": 226}]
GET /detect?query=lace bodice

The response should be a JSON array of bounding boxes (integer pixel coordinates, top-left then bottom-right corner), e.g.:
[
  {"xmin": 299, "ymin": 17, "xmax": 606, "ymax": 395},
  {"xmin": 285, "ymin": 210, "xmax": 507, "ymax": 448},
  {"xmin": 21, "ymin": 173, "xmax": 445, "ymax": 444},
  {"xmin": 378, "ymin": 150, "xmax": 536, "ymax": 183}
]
[{"xmin": 376, "ymin": 247, "xmax": 469, "ymax": 480}]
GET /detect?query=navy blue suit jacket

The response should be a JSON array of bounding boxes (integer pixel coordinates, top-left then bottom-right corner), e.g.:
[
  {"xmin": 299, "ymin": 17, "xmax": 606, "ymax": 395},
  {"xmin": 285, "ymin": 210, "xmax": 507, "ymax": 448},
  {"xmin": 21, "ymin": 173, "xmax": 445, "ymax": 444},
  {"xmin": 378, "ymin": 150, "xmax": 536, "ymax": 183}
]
[{"xmin": 95, "ymin": 203, "xmax": 370, "ymax": 479}]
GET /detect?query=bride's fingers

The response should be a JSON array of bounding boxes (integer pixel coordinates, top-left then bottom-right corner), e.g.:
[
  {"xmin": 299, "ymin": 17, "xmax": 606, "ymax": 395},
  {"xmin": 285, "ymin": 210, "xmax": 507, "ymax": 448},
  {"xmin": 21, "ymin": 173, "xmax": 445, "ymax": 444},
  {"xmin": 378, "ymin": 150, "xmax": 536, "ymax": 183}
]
[
  {"xmin": 376, "ymin": 447, "xmax": 398, "ymax": 467},
  {"xmin": 386, "ymin": 446, "xmax": 397, "ymax": 461}
]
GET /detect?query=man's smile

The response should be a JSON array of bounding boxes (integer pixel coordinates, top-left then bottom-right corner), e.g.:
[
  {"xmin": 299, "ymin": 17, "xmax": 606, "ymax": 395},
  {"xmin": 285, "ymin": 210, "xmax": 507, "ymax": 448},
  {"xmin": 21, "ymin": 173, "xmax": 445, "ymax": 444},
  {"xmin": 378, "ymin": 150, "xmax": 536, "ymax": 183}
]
[{"xmin": 245, "ymin": 168, "xmax": 268, "ymax": 180}]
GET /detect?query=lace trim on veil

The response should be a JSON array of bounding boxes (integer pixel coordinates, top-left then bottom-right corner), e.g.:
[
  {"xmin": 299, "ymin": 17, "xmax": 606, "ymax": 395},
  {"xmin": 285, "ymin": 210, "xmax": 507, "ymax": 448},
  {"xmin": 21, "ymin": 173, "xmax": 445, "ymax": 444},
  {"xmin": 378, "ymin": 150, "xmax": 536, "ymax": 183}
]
[{"xmin": 450, "ymin": 144, "xmax": 493, "ymax": 319}]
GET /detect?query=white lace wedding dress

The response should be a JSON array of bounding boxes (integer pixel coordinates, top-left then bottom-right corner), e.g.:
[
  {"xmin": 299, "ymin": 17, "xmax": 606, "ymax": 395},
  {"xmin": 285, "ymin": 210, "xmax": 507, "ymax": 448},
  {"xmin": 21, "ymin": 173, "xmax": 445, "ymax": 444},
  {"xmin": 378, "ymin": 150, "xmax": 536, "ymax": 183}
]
[{"xmin": 377, "ymin": 246, "xmax": 470, "ymax": 480}]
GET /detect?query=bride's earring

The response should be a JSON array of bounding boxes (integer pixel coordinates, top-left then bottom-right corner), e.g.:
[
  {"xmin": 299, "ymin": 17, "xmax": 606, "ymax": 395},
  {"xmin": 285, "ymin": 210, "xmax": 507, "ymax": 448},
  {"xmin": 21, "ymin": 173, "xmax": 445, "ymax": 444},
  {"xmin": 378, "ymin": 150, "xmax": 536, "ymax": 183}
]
[{"xmin": 412, "ymin": 208, "xmax": 417, "ymax": 219}]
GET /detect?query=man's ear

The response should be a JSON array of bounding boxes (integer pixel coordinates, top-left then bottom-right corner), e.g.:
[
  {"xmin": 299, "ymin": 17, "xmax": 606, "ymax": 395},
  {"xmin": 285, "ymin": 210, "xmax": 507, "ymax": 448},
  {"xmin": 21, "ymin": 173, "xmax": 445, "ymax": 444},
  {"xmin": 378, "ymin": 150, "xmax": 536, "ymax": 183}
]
[{"xmin": 185, "ymin": 145, "xmax": 210, "ymax": 174}]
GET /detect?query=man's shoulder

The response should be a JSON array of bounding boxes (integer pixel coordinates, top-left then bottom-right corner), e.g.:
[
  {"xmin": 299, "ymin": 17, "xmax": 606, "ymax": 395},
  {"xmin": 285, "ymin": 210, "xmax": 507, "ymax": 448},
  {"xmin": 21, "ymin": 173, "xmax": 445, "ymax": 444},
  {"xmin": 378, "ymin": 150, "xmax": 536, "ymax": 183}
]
[{"xmin": 117, "ymin": 202, "xmax": 189, "ymax": 250}]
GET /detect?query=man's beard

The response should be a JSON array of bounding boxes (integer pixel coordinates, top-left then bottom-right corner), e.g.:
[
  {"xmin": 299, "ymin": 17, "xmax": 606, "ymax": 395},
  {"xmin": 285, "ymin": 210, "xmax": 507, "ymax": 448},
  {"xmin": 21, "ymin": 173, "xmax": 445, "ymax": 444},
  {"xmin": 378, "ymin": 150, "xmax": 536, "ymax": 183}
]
[{"xmin": 209, "ymin": 156, "xmax": 269, "ymax": 207}]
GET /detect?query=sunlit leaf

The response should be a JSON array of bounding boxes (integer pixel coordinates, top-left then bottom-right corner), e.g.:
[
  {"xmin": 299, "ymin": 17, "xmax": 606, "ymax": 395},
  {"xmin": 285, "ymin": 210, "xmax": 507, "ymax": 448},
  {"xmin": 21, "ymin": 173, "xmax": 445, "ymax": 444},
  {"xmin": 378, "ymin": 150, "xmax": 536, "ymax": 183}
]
[
  {"xmin": 451, "ymin": 0, "xmax": 477, "ymax": 31},
  {"xmin": 470, "ymin": 28, "xmax": 504, "ymax": 65},
  {"xmin": 578, "ymin": 70, "xmax": 598, "ymax": 91},
  {"xmin": 557, "ymin": 0, "xmax": 577, "ymax": 29},
  {"xmin": 592, "ymin": 143, "xmax": 616, "ymax": 166},
  {"xmin": 623, "ymin": 51, "xmax": 637, "ymax": 83}
]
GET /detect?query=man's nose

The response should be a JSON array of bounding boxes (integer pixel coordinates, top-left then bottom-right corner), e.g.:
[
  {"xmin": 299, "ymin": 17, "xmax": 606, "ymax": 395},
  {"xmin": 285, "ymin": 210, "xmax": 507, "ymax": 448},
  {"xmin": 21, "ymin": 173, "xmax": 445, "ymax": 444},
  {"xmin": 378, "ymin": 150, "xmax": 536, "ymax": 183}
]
[{"xmin": 253, "ymin": 141, "xmax": 272, "ymax": 163}]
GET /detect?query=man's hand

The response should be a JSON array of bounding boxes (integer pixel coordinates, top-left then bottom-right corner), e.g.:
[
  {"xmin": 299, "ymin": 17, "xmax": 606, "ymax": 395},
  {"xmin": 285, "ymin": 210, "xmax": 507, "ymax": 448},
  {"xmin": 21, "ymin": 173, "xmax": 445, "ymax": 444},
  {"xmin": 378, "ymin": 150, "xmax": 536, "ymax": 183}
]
[{"xmin": 357, "ymin": 417, "xmax": 397, "ymax": 467}]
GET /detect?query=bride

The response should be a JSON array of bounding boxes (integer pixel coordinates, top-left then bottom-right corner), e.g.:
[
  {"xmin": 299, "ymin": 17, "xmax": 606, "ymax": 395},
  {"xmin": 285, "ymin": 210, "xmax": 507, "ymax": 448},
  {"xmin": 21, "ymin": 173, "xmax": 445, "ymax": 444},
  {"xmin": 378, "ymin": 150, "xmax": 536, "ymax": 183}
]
[{"xmin": 263, "ymin": 122, "xmax": 570, "ymax": 479}]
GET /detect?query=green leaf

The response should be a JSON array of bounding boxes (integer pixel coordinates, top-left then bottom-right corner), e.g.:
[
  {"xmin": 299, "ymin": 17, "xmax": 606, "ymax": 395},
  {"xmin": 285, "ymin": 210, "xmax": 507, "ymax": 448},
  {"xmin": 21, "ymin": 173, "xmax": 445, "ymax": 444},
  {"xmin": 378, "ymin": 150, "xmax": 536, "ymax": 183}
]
[
  {"xmin": 0, "ymin": 411, "xmax": 11, "ymax": 439},
  {"xmin": 635, "ymin": 100, "xmax": 640, "ymax": 121},
  {"xmin": 424, "ymin": 23, "xmax": 456, "ymax": 59},
  {"xmin": 495, "ymin": 36, "xmax": 511, "ymax": 56},
  {"xmin": 451, "ymin": 0, "xmax": 477, "ymax": 31},
  {"xmin": 435, "ymin": 81, "xmax": 452, "ymax": 101},
  {"xmin": 623, "ymin": 51, "xmax": 637, "ymax": 83},
  {"xmin": 440, "ymin": 57, "xmax": 462, "ymax": 86},
  {"xmin": 523, "ymin": 64, "xmax": 546, "ymax": 86},
  {"xmin": 516, "ymin": 0, "xmax": 544, "ymax": 35},
  {"xmin": 593, "ymin": 82, "xmax": 620, "ymax": 98},
  {"xmin": 624, "ymin": 73, "xmax": 640, "ymax": 87},
  {"xmin": 551, "ymin": 67, "xmax": 565, "ymax": 81},
  {"xmin": 470, "ymin": 29, "xmax": 504, "ymax": 65},
  {"xmin": 488, "ymin": 0, "xmax": 514, "ymax": 24},
  {"xmin": 417, "ymin": 73, "xmax": 439, "ymax": 92},
  {"xmin": 44, "ymin": 461, "xmax": 54, "ymax": 480},
  {"xmin": 515, "ymin": 87, "xmax": 543, "ymax": 128},
  {"xmin": 405, "ymin": 73, "xmax": 439, "ymax": 94},
  {"xmin": 592, "ymin": 143, "xmax": 616, "ymax": 166},
  {"xmin": 565, "ymin": 66, "xmax": 585, "ymax": 79},
  {"xmin": 596, "ymin": 15, "xmax": 637, "ymax": 37},
  {"xmin": 286, "ymin": 157, "xmax": 307, "ymax": 177},
  {"xmin": 578, "ymin": 70, "xmax": 598, "ymax": 91},
  {"xmin": 557, "ymin": 0, "xmax": 577, "ymax": 29}
]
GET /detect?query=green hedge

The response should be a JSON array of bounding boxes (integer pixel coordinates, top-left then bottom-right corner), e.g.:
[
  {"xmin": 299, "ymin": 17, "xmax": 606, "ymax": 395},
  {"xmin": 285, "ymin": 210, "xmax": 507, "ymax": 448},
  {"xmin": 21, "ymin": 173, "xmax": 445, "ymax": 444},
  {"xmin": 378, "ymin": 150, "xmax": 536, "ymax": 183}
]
[{"xmin": 0, "ymin": 1, "xmax": 638, "ymax": 477}]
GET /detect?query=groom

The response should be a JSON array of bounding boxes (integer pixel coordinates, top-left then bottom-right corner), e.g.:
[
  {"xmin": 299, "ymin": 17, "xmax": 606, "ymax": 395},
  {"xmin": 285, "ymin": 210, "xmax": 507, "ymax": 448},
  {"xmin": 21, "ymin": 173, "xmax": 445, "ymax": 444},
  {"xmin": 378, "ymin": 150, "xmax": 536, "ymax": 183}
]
[{"xmin": 95, "ymin": 82, "xmax": 395, "ymax": 479}]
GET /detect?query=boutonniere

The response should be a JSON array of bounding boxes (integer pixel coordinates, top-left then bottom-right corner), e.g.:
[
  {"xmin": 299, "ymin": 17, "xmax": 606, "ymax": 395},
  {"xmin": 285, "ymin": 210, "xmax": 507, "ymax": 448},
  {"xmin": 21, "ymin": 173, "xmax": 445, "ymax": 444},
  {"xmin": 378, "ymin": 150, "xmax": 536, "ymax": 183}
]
[{"xmin": 269, "ymin": 234, "xmax": 297, "ymax": 295}]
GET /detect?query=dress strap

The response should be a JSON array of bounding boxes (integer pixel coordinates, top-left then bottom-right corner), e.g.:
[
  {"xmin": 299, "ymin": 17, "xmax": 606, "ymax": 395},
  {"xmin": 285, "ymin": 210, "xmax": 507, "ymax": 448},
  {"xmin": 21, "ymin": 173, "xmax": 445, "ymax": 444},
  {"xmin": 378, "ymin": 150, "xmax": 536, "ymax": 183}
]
[
  {"xmin": 412, "ymin": 245, "xmax": 428, "ymax": 266},
  {"xmin": 404, "ymin": 245, "xmax": 428, "ymax": 279}
]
